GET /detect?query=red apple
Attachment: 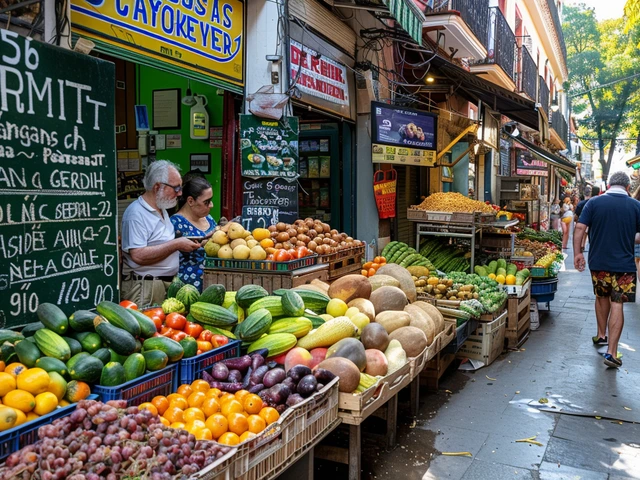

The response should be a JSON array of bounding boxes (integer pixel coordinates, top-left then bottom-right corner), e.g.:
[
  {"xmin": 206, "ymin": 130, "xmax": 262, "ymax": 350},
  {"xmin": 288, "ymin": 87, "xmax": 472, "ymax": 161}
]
[
  {"xmin": 284, "ymin": 347, "xmax": 312, "ymax": 371},
  {"xmin": 309, "ymin": 348, "xmax": 328, "ymax": 369}
]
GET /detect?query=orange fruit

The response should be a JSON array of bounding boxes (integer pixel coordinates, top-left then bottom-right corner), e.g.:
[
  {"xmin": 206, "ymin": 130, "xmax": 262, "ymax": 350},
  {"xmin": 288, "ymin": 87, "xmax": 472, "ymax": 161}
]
[
  {"xmin": 243, "ymin": 394, "xmax": 263, "ymax": 415},
  {"xmin": 205, "ymin": 413, "xmax": 228, "ymax": 439},
  {"xmin": 177, "ymin": 384, "xmax": 194, "ymax": 398},
  {"xmin": 159, "ymin": 417, "xmax": 170, "ymax": 426},
  {"xmin": 247, "ymin": 414, "xmax": 266, "ymax": 434},
  {"xmin": 138, "ymin": 402, "xmax": 158, "ymax": 416},
  {"xmin": 259, "ymin": 407, "xmax": 280, "ymax": 425},
  {"xmin": 239, "ymin": 431, "xmax": 257, "ymax": 443},
  {"xmin": 183, "ymin": 407, "xmax": 205, "ymax": 423},
  {"xmin": 167, "ymin": 393, "xmax": 185, "ymax": 404},
  {"xmin": 202, "ymin": 397, "xmax": 221, "ymax": 417},
  {"xmin": 234, "ymin": 390, "xmax": 250, "ymax": 403},
  {"xmin": 227, "ymin": 412, "xmax": 249, "ymax": 436},
  {"xmin": 209, "ymin": 388, "xmax": 222, "ymax": 398},
  {"xmin": 187, "ymin": 392, "xmax": 206, "ymax": 409},
  {"xmin": 191, "ymin": 379, "xmax": 210, "ymax": 393},
  {"xmin": 219, "ymin": 393, "xmax": 235, "ymax": 405},
  {"xmin": 217, "ymin": 432, "xmax": 240, "ymax": 446},
  {"xmin": 152, "ymin": 396, "xmax": 169, "ymax": 415},
  {"xmin": 221, "ymin": 399, "xmax": 243, "ymax": 417},
  {"xmin": 260, "ymin": 238, "xmax": 275, "ymax": 249},
  {"xmin": 169, "ymin": 396, "xmax": 188, "ymax": 411},
  {"xmin": 170, "ymin": 422, "xmax": 186, "ymax": 430},
  {"xmin": 163, "ymin": 406, "xmax": 184, "ymax": 424},
  {"xmin": 205, "ymin": 389, "xmax": 221, "ymax": 399},
  {"xmin": 195, "ymin": 428, "xmax": 213, "ymax": 440},
  {"xmin": 186, "ymin": 419, "xmax": 206, "ymax": 436}
]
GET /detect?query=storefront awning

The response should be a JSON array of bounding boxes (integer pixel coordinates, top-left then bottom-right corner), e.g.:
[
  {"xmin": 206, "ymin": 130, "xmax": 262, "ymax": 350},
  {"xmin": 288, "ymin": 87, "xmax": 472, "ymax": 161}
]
[
  {"xmin": 503, "ymin": 131, "xmax": 576, "ymax": 175},
  {"xmin": 430, "ymin": 56, "xmax": 539, "ymax": 131},
  {"xmin": 381, "ymin": 0, "xmax": 426, "ymax": 46}
]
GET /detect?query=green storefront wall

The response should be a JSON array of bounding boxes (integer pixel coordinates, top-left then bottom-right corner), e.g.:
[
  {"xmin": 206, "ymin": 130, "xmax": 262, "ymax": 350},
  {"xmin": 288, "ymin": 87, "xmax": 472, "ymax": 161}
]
[{"xmin": 137, "ymin": 65, "xmax": 224, "ymax": 221}]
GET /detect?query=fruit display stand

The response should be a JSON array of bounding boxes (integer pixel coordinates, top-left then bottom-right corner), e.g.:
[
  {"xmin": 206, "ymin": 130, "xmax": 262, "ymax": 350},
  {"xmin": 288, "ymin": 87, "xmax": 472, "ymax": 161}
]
[
  {"xmin": 178, "ymin": 340, "xmax": 242, "ymax": 384},
  {"xmin": 318, "ymin": 245, "xmax": 366, "ymax": 281},
  {"xmin": 0, "ymin": 394, "xmax": 99, "ymax": 462},
  {"xmin": 506, "ymin": 282, "xmax": 532, "ymax": 349},
  {"xmin": 456, "ymin": 311, "xmax": 507, "ymax": 366},
  {"xmin": 92, "ymin": 364, "xmax": 179, "ymax": 405},
  {"xmin": 203, "ymin": 262, "xmax": 329, "ymax": 293},
  {"xmin": 413, "ymin": 221, "xmax": 483, "ymax": 272},
  {"xmin": 316, "ymin": 362, "xmax": 412, "ymax": 480}
]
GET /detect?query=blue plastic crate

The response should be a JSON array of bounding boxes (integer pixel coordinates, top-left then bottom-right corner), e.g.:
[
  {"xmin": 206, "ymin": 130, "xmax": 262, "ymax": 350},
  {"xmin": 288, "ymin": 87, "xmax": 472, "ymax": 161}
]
[
  {"xmin": 179, "ymin": 340, "xmax": 241, "ymax": 385},
  {"xmin": 92, "ymin": 364, "xmax": 178, "ymax": 406},
  {"xmin": 0, "ymin": 394, "xmax": 99, "ymax": 462},
  {"xmin": 531, "ymin": 278, "xmax": 559, "ymax": 295}
]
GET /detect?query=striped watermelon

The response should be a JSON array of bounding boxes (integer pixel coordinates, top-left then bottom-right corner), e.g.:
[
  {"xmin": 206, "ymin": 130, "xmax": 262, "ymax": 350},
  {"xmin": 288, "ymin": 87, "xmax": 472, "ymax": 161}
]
[{"xmin": 176, "ymin": 284, "xmax": 200, "ymax": 311}]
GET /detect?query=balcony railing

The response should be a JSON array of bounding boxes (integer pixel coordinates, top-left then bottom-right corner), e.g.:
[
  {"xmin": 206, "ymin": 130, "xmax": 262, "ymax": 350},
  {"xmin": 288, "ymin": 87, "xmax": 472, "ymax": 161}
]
[
  {"xmin": 545, "ymin": 0, "xmax": 567, "ymax": 64},
  {"xmin": 424, "ymin": 0, "xmax": 490, "ymax": 50},
  {"xmin": 538, "ymin": 76, "xmax": 549, "ymax": 118},
  {"xmin": 518, "ymin": 46, "xmax": 537, "ymax": 100},
  {"xmin": 551, "ymin": 111, "xmax": 568, "ymax": 146},
  {"xmin": 478, "ymin": 7, "xmax": 516, "ymax": 81}
]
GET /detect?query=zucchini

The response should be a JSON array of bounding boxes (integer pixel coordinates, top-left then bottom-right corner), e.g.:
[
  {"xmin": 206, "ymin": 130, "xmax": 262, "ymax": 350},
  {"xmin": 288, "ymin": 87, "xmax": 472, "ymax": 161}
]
[
  {"xmin": 142, "ymin": 350, "xmax": 169, "ymax": 371},
  {"xmin": 142, "ymin": 337, "xmax": 184, "ymax": 362},
  {"xmin": 93, "ymin": 317, "xmax": 137, "ymax": 356},
  {"xmin": 0, "ymin": 330, "xmax": 25, "ymax": 345},
  {"xmin": 100, "ymin": 362, "xmax": 126, "ymax": 387},
  {"xmin": 92, "ymin": 347, "xmax": 111, "ymax": 365},
  {"xmin": 61, "ymin": 336, "xmax": 83, "ymax": 357},
  {"xmin": 20, "ymin": 322, "xmax": 44, "ymax": 338},
  {"xmin": 68, "ymin": 310, "xmax": 99, "ymax": 332},
  {"xmin": 14, "ymin": 339, "xmax": 41, "ymax": 367},
  {"xmin": 33, "ymin": 329, "xmax": 71, "ymax": 362},
  {"xmin": 69, "ymin": 355, "xmax": 103, "ymax": 383},
  {"xmin": 128, "ymin": 309, "xmax": 158, "ymax": 338},
  {"xmin": 96, "ymin": 301, "xmax": 141, "ymax": 337},
  {"xmin": 35, "ymin": 357, "xmax": 68, "ymax": 377},
  {"xmin": 36, "ymin": 303, "xmax": 69, "ymax": 336},
  {"xmin": 123, "ymin": 353, "xmax": 146, "ymax": 382}
]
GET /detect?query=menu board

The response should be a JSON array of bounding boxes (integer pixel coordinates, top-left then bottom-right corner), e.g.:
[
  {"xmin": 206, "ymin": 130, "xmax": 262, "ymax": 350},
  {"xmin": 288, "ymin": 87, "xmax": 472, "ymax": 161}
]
[
  {"xmin": 241, "ymin": 178, "xmax": 298, "ymax": 230},
  {"xmin": 0, "ymin": 32, "xmax": 117, "ymax": 328},
  {"xmin": 516, "ymin": 149, "xmax": 548, "ymax": 177},
  {"xmin": 240, "ymin": 115, "xmax": 299, "ymax": 178},
  {"xmin": 371, "ymin": 101, "xmax": 437, "ymax": 167}
]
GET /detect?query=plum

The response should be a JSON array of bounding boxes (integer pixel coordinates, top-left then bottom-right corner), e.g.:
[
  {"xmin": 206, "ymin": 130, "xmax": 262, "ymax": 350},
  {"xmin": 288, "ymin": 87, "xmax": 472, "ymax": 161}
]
[{"xmin": 296, "ymin": 375, "xmax": 318, "ymax": 398}]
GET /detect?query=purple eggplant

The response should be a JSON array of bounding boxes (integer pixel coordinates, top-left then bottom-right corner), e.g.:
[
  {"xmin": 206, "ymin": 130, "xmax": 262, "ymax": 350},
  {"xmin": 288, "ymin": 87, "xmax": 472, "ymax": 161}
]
[
  {"xmin": 313, "ymin": 368, "xmax": 336, "ymax": 384},
  {"xmin": 248, "ymin": 383, "xmax": 265, "ymax": 394},
  {"xmin": 228, "ymin": 369, "xmax": 243, "ymax": 383},
  {"xmin": 286, "ymin": 393, "xmax": 304, "ymax": 407},
  {"xmin": 206, "ymin": 381, "xmax": 244, "ymax": 393},
  {"xmin": 242, "ymin": 367, "xmax": 253, "ymax": 389},
  {"xmin": 264, "ymin": 384, "xmax": 291, "ymax": 405},
  {"xmin": 262, "ymin": 368, "xmax": 286, "ymax": 388},
  {"xmin": 222, "ymin": 355, "xmax": 252, "ymax": 372},
  {"xmin": 211, "ymin": 363, "xmax": 229, "ymax": 381},
  {"xmin": 287, "ymin": 365, "xmax": 312, "ymax": 383},
  {"xmin": 202, "ymin": 370, "xmax": 215, "ymax": 385},
  {"xmin": 282, "ymin": 377, "xmax": 296, "ymax": 391},
  {"xmin": 251, "ymin": 352, "xmax": 266, "ymax": 371},
  {"xmin": 296, "ymin": 374, "xmax": 318, "ymax": 398},
  {"xmin": 250, "ymin": 365, "xmax": 269, "ymax": 386},
  {"xmin": 252, "ymin": 348, "xmax": 269, "ymax": 359}
]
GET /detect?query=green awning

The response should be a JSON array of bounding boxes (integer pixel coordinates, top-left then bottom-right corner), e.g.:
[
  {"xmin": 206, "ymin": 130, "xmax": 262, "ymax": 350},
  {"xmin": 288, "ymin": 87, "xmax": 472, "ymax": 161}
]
[{"xmin": 383, "ymin": 0, "xmax": 426, "ymax": 46}]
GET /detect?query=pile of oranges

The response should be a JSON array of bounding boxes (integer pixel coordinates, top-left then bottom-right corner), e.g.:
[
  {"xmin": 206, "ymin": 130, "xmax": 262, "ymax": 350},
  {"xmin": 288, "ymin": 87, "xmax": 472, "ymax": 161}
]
[
  {"xmin": 360, "ymin": 256, "xmax": 388, "ymax": 277},
  {"xmin": 138, "ymin": 379, "xmax": 280, "ymax": 446}
]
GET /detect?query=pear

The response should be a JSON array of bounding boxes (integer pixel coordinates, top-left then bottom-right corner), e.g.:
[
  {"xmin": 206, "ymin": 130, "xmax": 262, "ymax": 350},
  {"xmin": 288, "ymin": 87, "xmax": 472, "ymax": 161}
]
[
  {"xmin": 218, "ymin": 244, "xmax": 233, "ymax": 259},
  {"xmin": 227, "ymin": 222, "xmax": 246, "ymax": 240},
  {"xmin": 212, "ymin": 230, "xmax": 229, "ymax": 245}
]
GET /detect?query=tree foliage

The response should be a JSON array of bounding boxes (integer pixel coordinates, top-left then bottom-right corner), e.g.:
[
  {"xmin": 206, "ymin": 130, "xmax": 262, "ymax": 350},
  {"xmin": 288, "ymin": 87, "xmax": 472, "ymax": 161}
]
[{"xmin": 564, "ymin": 4, "xmax": 640, "ymax": 181}]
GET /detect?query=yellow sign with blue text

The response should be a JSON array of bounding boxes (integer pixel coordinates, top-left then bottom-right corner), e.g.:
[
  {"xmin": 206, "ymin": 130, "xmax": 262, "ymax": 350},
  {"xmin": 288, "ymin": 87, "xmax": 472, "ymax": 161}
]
[{"xmin": 71, "ymin": 0, "xmax": 244, "ymax": 86}]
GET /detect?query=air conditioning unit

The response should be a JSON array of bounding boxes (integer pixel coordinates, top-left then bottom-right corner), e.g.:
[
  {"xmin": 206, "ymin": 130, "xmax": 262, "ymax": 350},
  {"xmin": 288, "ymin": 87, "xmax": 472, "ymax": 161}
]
[{"xmin": 355, "ymin": 68, "xmax": 379, "ymax": 114}]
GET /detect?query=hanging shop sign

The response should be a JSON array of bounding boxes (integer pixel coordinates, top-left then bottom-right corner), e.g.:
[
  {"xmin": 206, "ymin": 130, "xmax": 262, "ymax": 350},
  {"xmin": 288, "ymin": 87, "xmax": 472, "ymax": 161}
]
[
  {"xmin": 70, "ymin": 0, "xmax": 244, "ymax": 86},
  {"xmin": 516, "ymin": 149, "xmax": 548, "ymax": 177},
  {"xmin": 371, "ymin": 102, "xmax": 437, "ymax": 166},
  {"xmin": 240, "ymin": 115, "xmax": 299, "ymax": 178},
  {"xmin": 0, "ymin": 31, "xmax": 117, "ymax": 327}
]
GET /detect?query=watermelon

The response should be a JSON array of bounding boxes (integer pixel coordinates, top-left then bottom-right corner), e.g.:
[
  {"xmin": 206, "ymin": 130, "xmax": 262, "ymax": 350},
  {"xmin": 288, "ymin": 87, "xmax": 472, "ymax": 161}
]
[
  {"xmin": 200, "ymin": 284, "xmax": 226, "ymax": 305},
  {"xmin": 176, "ymin": 284, "xmax": 200, "ymax": 311},
  {"xmin": 166, "ymin": 277, "xmax": 185, "ymax": 298}
]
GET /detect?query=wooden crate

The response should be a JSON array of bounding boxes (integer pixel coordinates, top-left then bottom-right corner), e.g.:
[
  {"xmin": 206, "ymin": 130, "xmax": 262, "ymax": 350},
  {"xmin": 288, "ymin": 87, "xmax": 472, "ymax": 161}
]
[
  {"xmin": 327, "ymin": 251, "xmax": 364, "ymax": 281},
  {"xmin": 506, "ymin": 285, "xmax": 531, "ymax": 348},
  {"xmin": 203, "ymin": 263, "xmax": 328, "ymax": 293},
  {"xmin": 456, "ymin": 311, "xmax": 507, "ymax": 366},
  {"xmin": 421, "ymin": 352, "xmax": 457, "ymax": 390}
]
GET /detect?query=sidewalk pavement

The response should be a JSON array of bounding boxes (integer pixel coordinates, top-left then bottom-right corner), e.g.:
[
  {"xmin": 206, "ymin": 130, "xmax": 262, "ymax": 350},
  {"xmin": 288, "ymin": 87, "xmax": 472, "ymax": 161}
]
[{"xmin": 346, "ymin": 247, "xmax": 640, "ymax": 479}]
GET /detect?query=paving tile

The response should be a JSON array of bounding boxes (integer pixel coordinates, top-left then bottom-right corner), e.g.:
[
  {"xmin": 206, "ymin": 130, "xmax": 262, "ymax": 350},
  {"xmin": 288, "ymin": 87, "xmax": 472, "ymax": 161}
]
[
  {"xmin": 431, "ymin": 426, "xmax": 490, "ymax": 456},
  {"xmin": 543, "ymin": 437, "xmax": 614, "ymax": 474},
  {"xmin": 611, "ymin": 454, "xmax": 640, "ymax": 478},
  {"xmin": 421, "ymin": 455, "xmax": 472, "ymax": 480},
  {"xmin": 538, "ymin": 461, "xmax": 608, "ymax": 480},
  {"xmin": 474, "ymin": 430, "xmax": 550, "ymax": 470},
  {"xmin": 460, "ymin": 460, "xmax": 535, "ymax": 479},
  {"xmin": 552, "ymin": 415, "xmax": 640, "ymax": 446}
]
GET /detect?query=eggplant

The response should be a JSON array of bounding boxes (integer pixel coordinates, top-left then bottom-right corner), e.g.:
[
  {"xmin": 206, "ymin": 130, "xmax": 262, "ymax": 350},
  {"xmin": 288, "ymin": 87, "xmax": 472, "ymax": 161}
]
[
  {"xmin": 262, "ymin": 368, "xmax": 286, "ymax": 388},
  {"xmin": 265, "ymin": 384, "xmax": 291, "ymax": 405},
  {"xmin": 222, "ymin": 355, "xmax": 252, "ymax": 372},
  {"xmin": 249, "ymin": 383, "xmax": 265, "ymax": 394},
  {"xmin": 286, "ymin": 393, "xmax": 304, "ymax": 407},
  {"xmin": 252, "ymin": 348, "xmax": 269, "ymax": 359},
  {"xmin": 251, "ymin": 352, "xmax": 266, "ymax": 371},
  {"xmin": 313, "ymin": 368, "xmax": 336, "ymax": 384},
  {"xmin": 211, "ymin": 363, "xmax": 229, "ymax": 381},
  {"xmin": 282, "ymin": 377, "xmax": 296, "ymax": 391},
  {"xmin": 202, "ymin": 370, "xmax": 215, "ymax": 384},
  {"xmin": 250, "ymin": 365, "xmax": 269, "ymax": 386},
  {"xmin": 228, "ymin": 369, "xmax": 243, "ymax": 383},
  {"xmin": 242, "ymin": 367, "xmax": 253, "ymax": 389},
  {"xmin": 296, "ymin": 374, "xmax": 318, "ymax": 398},
  {"xmin": 207, "ymin": 381, "xmax": 244, "ymax": 393},
  {"xmin": 287, "ymin": 365, "xmax": 312, "ymax": 383}
]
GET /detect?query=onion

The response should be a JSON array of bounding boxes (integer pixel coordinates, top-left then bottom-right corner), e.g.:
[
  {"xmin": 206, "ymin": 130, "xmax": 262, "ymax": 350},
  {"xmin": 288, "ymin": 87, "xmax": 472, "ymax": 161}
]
[
  {"xmin": 276, "ymin": 232, "xmax": 290, "ymax": 242},
  {"xmin": 308, "ymin": 241, "xmax": 318, "ymax": 251},
  {"xmin": 276, "ymin": 222, "xmax": 287, "ymax": 231},
  {"xmin": 268, "ymin": 225, "xmax": 277, "ymax": 232}
]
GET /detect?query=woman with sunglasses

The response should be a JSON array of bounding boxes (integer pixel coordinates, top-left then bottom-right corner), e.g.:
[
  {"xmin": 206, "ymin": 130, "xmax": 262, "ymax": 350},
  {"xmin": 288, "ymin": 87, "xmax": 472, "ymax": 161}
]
[{"xmin": 170, "ymin": 176, "xmax": 217, "ymax": 292}]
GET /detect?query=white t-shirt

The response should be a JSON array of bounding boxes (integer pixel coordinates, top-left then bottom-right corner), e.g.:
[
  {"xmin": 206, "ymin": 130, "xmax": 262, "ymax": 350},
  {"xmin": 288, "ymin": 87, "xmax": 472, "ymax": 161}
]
[{"xmin": 121, "ymin": 196, "xmax": 178, "ymax": 277}]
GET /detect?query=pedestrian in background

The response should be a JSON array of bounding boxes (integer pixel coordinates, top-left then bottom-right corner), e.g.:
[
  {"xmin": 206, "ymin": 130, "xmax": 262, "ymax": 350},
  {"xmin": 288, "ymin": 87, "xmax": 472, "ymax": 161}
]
[
  {"xmin": 634, "ymin": 186, "xmax": 640, "ymax": 282},
  {"xmin": 561, "ymin": 197, "xmax": 573, "ymax": 249},
  {"xmin": 573, "ymin": 172, "xmax": 640, "ymax": 368},
  {"xmin": 575, "ymin": 186, "xmax": 600, "ymax": 252},
  {"xmin": 550, "ymin": 198, "xmax": 561, "ymax": 231}
]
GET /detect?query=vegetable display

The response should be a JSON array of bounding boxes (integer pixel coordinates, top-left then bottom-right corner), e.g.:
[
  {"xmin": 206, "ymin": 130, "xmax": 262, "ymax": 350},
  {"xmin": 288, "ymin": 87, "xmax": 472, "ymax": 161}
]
[
  {"xmin": 517, "ymin": 227, "xmax": 562, "ymax": 249},
  {"xmin": 412, "ymin": 192, "xmax": 496, "ymax": 214},
  {"xmin": 419, "ymin": 239, "xmax": 471, "ymax": 273}
]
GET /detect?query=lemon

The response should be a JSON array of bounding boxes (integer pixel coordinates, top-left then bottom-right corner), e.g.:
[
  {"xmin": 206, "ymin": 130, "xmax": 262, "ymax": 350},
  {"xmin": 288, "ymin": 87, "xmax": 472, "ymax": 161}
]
[
  {"xmin": 326, "ymin": 299, "xmax": 348, "ymax": 318},
  {"xmin": 344, "ymin": 307, "xmax": 360, "ymax": 319}
]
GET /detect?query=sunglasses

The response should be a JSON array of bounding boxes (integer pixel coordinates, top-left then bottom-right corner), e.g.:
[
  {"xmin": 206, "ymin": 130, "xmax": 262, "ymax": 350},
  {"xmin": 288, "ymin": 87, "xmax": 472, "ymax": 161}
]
[{"xmin": 161, "ymin": 182, "xmax": 183, "ymax": 193}]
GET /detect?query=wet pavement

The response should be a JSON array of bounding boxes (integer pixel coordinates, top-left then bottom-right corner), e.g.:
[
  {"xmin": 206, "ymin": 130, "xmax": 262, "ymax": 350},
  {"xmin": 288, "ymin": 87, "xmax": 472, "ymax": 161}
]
[{"xmin": 317, "ymin": 246, "xmax": 640, "ymax": 479}]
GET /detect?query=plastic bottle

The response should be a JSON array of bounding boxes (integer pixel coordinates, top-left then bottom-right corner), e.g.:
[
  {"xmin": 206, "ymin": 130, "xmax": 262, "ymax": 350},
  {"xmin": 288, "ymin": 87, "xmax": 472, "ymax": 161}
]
[{"xmin": 190, "ymin": 95, "xmax": 209, "ymax": 140}]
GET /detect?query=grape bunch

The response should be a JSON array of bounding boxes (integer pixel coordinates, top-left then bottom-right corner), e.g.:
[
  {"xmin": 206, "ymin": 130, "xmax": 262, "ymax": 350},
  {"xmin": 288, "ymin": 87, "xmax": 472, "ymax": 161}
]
[{"xmin": 0, "ymin": 399, "xmax": 232, "ymax": 480}]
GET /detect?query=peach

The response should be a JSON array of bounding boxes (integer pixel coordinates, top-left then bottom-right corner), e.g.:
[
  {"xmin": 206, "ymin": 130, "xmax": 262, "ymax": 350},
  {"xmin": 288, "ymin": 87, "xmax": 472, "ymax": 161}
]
[
  {"xmin": 284, "ymin": 347, "xmax": 312, "ymax": 372},
  {"xmin": 309, "ymin": 348, "xmax": 328, "ymax": 369}
]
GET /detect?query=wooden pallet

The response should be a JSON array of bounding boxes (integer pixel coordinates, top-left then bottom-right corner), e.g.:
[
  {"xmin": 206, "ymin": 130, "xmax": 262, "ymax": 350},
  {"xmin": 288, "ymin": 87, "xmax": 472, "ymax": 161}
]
[
  {"xmin": 203, "ymin": 263, "xmax": 329, "ymax": 293},
  {"xmin": 506, "ymin": 287, "xmax": 531, "ymax": 349}
]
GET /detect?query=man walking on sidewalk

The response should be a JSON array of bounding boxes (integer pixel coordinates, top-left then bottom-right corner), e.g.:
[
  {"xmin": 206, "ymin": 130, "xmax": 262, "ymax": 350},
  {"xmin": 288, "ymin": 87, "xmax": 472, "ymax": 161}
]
[{"xmin": 573, "ymin": 172, "xmax": 640, "ymax": 368}]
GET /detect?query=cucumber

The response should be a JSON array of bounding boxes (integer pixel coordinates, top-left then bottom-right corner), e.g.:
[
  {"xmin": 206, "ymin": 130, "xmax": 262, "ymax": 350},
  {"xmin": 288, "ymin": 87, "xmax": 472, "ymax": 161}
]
[
  {"xmin": 96, "ymin": 301, "xmax": 141, "ymax": 337},
  {"xmin": 68, "ymin": 310, "xmax": 99, "ymax": 332},
  {"xmin": 69, "ymin": 355, "xmax": 104, "ymax": 383},
  {"xmin": 74, "ymin": 332, "xmax": 103, "ymax": 354},
  {"xmin": 62, "ymin": 336, "xmax": 83, "ymax": 357},
  {"xmin": 123, "ymin": 353, "xmax": 146, "ymax": 381},
  {"xmin": 141, "ymin": 350, "xmax": 169, "ymax": 371},
  {"xmin": 14, "ymin": 340, "xmax": 42, "ymax": 367},
  {"xmin": 128, "ymin": 309, "xmax": 158, "ymax": 338},
  {"xmin": 93, "ymin": 317, "xmax": 137, "ymax": 356},
  {"xmin": 142, "ymin": 337, "xmax": 184, "ymax": 362},
  {"xmin": 35, "ymin": 357, "xmax": 68, "ymax": 377},
  {"xmin": 100, "ymin": 362, "xmax": 126, "ymax": 387},
  {"xmin": 36, "ymin": 303, "xmax": 69, "ymax": 336},
  {"xmin": 20, "ymin": 322, "xmax": 44, "ymax": 338},
  {"xmin": 92, "ymin": 348, "xmax": 111, "ymax": 365}
]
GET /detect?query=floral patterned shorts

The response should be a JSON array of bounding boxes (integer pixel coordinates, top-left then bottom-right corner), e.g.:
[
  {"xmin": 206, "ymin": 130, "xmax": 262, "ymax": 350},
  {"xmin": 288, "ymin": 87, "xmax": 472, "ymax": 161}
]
[{"xmin": 591, "ymin": 271, "xmax": 636, "ymax": 303}]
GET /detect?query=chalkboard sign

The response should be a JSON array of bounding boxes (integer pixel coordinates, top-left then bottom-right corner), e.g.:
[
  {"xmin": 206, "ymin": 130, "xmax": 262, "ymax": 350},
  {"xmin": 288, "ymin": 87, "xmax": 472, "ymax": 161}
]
[
  {"xmin": 241, "ymin": 178, "xmax": 298, "ymax": 230},
  {"xmin": 0, "ymin": 32, "xmax": 117, "ymax": 328},
  {"xmin": 500, "ymin": 139, "xmax": 511, "ymax": 176}
]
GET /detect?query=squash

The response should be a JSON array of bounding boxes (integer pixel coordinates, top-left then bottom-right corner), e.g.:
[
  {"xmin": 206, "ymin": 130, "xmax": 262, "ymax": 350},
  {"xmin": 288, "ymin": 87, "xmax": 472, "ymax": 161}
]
[
  {"xmin": 375, "ymin": 311, "xmax": 411, "ymax": 334},
  {"xmin": 347, "ymin": 298, "xmax": 376, "ymax": 322},
  {"xmin": 69, "ymin": 355, "xmax": 104, "ymax": 383},
  {"xmin": 389, "ymin": 327, "xmax": 428, "ymax": 357},
  {"xmin": 33, "ymin": 329, "xmax": 71, "ymax": 362},
  {"xmin": 64, "ymin": 380, "xmax": 91, "ymax": 403},
  {"xmin": 368, "ymin": 274, "xmax": 401, "ymax": 292},
  {"xmin": 35, "ymin": 357, "xmax": 68, "ymax": 377},
  {"xmin": 375, "ymin": 264, "xmax": 417, "ymax": 302},
  {"xmin": 0, "ymin": 405, "xmax": 18, "ymax": 431},
  {"xmin": 36, "ymin": 303, "xmax": 69, "ymax": 336},
  {"xmin": 14, "ymin": 340, "xmax": 41, "ymax": 368},
  {"xmin": 235, "ymin": 285, "xmax": 269, "ymax": 309},
  {"xmin": 128, "ymin": 309, "xmax": 159, "ymax": 338},
  {"xmin": 68, "ymin": 310, "xmax": 100, "ymax": 332},
  {"xmin": 327, "ymin": 275, "xmax": 372, "ymax": 303},
  {"xmin": 142, "ymin": 337, "xmax": 184, "ymax": 362},
  {"xmin": 96, "ymin": 301, "xmax": 141, "ymax": 337},
  {"xmin": 142, "ymin": 350, "xmax": 169, "ymax": 371},
  {"xmin": 412, "ymin": 301, "xmax": 445, "ymax": 335},
  {"xmin": 369, "ymin": 286, "xmax": 407, "ymax": 314},
  {"xmin": 16, "ymin": 368, "xmax": 50, "ymax": 395},
  {"xmin": 123, "ymin": 354, "xmax": 146, "ymax": 382},
  {"xmin": 236, "ymin": 308, "xmax": 272, "ymax": 342},
  {"xmin": 190, "ymin": 303, "xmax": 238, "ymax": 328},
  {"xmin": 200, "ymin": 284, "xmax": 227, "ymax": 305},
  {"xmin": 3, "ymin": 390, "xmax": 35, "ymax": 413},
  {"xmin": 100, "ymin": 362, "xmax": 126, "ymax": 387},
  {"xmin": 404, "ymin": 304, "xmax": 436, "ymax": 346},
  {"xmin": 280, "ymin": 290, "xmax": 305, "ymax": 317},
  {"xmin": 93, "ymin": 317, "xmax": 137, "ymax": 356}
]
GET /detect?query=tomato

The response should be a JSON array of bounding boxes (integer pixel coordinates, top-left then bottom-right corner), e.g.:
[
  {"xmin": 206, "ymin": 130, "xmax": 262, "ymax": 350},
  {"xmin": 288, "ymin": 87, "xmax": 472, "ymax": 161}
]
[
  {"xmin": 267, "ymin": 254, "xmax": 275, "ymax": 261},
  {"xmin": 288, "ymin": 249, "xmax": 299, "ymax": 260},
  {"xmin": 150, "ymin": 316, "xmax": 163, "ymax": 332},
  {"xmin": 119, "ymin": 300, "xmax": 138, "ymax": 310},
  {"xmin": 165, "ymin": 313, "xmax": 187, "ymax": 330},
  {"xmin": 213, "ymin": 335, "xmax": 229, "ymax": 347},
  {"xmin": 172, "ymin": 331, "xmax": 188, "ymax": 342},
  {"xmin": 144, "ymin": 307, "xmax": 165, "ymax": 322},
  {"xmin": 275, "ymin": 250, "xmax": 291, "ymax": 262},
  {"xmin": 197, "ymin": 341, "xmax": 213, "ymax": 353},
  {"xmin": 198, "ymin": 330, "xmax": 213, "ymax": 342},
  {"xmin": 160, "ymin": 327, "xmax": 178, "ymax": 338},
  {"xmin": 297, "ymin": 246, "xmax": 310, "ymax": 258},
  {"xmin": 184, "ymin": 322, "xmax": 203, "ymax": 339}
]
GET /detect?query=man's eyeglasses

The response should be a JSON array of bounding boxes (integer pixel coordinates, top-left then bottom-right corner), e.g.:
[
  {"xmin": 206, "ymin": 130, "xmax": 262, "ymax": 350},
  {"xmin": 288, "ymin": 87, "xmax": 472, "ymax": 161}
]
[{"xmin": 161, "ymin": 183, "xmax": 183, "ymax": 193}]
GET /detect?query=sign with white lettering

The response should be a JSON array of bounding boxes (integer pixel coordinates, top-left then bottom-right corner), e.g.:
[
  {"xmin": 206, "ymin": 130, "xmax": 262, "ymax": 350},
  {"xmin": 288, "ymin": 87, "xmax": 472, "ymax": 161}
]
[
  {"xmin": 70, "ymin": 0, "xmax": 244, "ymax": 87},
  {"xmin": 241, "ymin": 178, "xmax": 298, "ymax": 230},
  {"xmin": 0, "ymin": 31, "xmax": 117, "ymax": 328}
]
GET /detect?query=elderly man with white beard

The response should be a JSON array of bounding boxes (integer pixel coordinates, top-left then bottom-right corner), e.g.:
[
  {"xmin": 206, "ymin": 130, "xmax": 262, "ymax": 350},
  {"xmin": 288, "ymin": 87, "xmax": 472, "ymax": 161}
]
[{"xmin": 120, "ymin": 160, "xmax": 202, "ymax": 306}]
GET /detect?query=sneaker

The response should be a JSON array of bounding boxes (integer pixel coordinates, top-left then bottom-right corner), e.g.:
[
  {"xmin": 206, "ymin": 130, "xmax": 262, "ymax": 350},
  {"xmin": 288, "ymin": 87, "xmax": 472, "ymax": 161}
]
[
  {"xmin": 604, "ymin": 353, "xmax": 622, "ymax": 368},
  {"xmin": 592, "ymin": 336, "xmax": 608, "ymax": 346}
]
